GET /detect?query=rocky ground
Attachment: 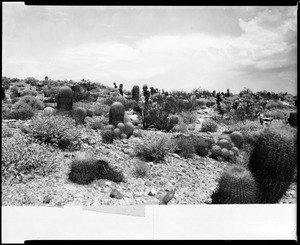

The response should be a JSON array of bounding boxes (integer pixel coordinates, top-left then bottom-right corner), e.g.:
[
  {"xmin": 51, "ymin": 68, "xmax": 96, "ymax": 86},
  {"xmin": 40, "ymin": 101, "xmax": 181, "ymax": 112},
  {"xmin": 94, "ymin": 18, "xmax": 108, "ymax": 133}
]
[{"xmin": 1, "ymin": 108, "xmax": 297, "ymax": 206}]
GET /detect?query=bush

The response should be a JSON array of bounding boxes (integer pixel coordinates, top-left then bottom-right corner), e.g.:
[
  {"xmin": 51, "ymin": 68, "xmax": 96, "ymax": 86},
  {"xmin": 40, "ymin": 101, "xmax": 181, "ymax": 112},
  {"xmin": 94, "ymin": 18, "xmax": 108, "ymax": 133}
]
[
  {"xmin": 4, "ymin": 102, "xmax": 35, "ymax": 120},
  {"xmin": 26, "ymin": 115, "xmax": 82, "ymax": 150},
  {"xmin": 19, "ymin": 89, "xmax": 38, "ymax": 97},
  {"xmin": 265, "ymin": 101, "xmax": 288, "ymax": 110},
  {"xmin": 134, "ymin": 162, "xmax": 150, "ymax": 177},
  {"xmin": 178, "ymin": 111, "xmax": 197, "ymax": 124},
  {"xmin": 191, "ymin": 135, "xmax": 212, "ymax": 156},
  {"xmin": 264, "ymin": 109, "xmax": 289, "ymax": 120},
  {"xmin": 201, "ymin": 119, "xmax": 218, "ymax": 132},
  {"xmin": 18, "ymin": 96, "xmax": 44, "ymax": 110},
  {"xmin": 2, "ymin": 134, "xmax": 58, "ymax": 184},
  {"xmin": 91, "ymin": 103, "xmax": 110, "ymax": 116},
  {"xmin": 68, "ymin": 157, "xmax": 124, "ymax": 185},
  {"xmin": 174, "ymin": 136, "xmax": 195, "ymax": 159},
  {"xmin": 135, "ymin": 134, "xmax": 173, "ymax": 162}
]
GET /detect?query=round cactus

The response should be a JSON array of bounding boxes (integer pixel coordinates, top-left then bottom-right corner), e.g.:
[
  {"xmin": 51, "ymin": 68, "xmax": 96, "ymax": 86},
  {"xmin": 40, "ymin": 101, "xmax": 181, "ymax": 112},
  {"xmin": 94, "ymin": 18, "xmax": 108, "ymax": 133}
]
[
  {"xmin": 44, "ymin": 106, "xmax": 56, "ymax": 116},
  {"xmin": 73, "ymin": 107, "xmax": 87, "ymax": 125},
  {"xmin": 211, "ymin": 164, "xmax": 259, "ymax": 204},
  {"xmin": 101, "ymin": 129, "xmax": 115, "ymax": 143},
  {"xmin": 86, "ymin": 109, "xmax": 93, "ymax": 117},
  {"xmin": 230, "ymin": 131, "xmax": 244, "ymax": 149},
  {"xmin": 120, "ymin": 133, "xmax": 127, "ymax": 139},
  {"xmin": 113, "ymin": 128, "xmax": 122, "ymax": 138},
  {"xmin": 217, "ymin": 139, "xmax": 232, "ymax": 150},
  {"xmin": 57, "ymin": 86, "xmax": 73, "ymax": 111},
  {"xmin": 216, "ymin": 156, "xmax": 225, "ymax": 162},
  {"xmin": 109, "ymin": 101, "xmax": 125, "ymax": 127},
  {"xmin": 211, "ymin": 145, "xmax": 222, "ymax": 158},
  {"xmin": 228, "ymin": 150, "xmax": 235, "ymax": 161},
  {"xmin": 132, "ymin": 85, "xmax": 140, "ymax": 102},
  {"xmin": 231, "ymin": 146, "xmax": 239, "ymax": 156},
  {"xmin": 123, "ymin": 111, "xmax": 130, "ymax": 124},
  {"xmin": 124, "ymin": 121, "xmax": 135, "ymax": 138},
  {"xmin": 218, "ymin": 134, "xmax": 233, "ymax": 144},
  {"xmin": 220, "ymin": 148, "xmax": 230, "ymax": 160},
  {"xmin": 248, "ymin": 128, "xmax": 297, "ymax": 203},
  {"xmin": 105, "ymin": 124, "xmax": 115, "ymax": 131},
  {"xmin": 117, "ymin": 122, "xmax": 125, "ymax": 132}
]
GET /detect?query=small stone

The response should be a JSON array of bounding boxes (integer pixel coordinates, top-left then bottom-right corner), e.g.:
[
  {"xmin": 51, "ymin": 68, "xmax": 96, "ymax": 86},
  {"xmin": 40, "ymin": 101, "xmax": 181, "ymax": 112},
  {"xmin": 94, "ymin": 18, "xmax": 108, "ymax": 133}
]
[
  {"xmin": 145, "ymin": 180, "xmax": 152, "ymax": 187},
  {"xmin": 109, "ymin": 189, "xmax": 124, "ymax": 199},
  {"xmin": 105, "ymin": 181, "xmax": 112, "ymax": 186},
  {"xmin": 164, "ymin": 183, "xmax": 175, "ymax": 192},
  {"xmin": 148, "ymin": 188, "xmax": 157, "ymax": 196},
  {"xmin": 43, "ymin": 195, "xmax": 51, "ymax": 204}
]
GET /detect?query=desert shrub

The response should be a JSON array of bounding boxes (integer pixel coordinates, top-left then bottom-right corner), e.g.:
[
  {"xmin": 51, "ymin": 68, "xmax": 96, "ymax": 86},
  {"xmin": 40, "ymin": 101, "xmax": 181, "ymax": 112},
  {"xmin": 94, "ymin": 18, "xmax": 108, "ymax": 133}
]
[
  {"xmin": 171, "ymin": 122, "xmax": 189, "ymax": 133},
  {"xmin": 134, "ymin": 162, "xmax": 150, "ymax": 177},
  {"xmin": 18, "ymin": 95, "xmax": 44, "ymax": 110},
  {"xmin": 2, "ymin": 125, "xmax": 13, "ymax": 137},
  {"xmin": 19, "ymin": 89, "xmax": 38, "ymax": 97},
  {"xmin": 88, "ymin": 119, "xmax": 105, "ymax": 130},
  {"xmin": 191, "ymin": 135, "xmax": 212, "ymax": 157},
  {"xmin": 104, "ymin": 95, "xmax": 134, "ymax": 110},
  {"xmin": 135, "ymin": 134, "xmax": 173, "ymax": 162},
  {"xmin": 248, "ymin": 127, "xmax": 296, "ymax": 203},
  {"xmin": 4, "ymin": 102, "xmax": 35, "ymax": 120},
  {"xmin": 73, "ymin": 102, "xmax": 92, "ymax": 111},
  {"xmin": 201, "ymin": 119, "xmax": 218, "ymax": 132},
  {"xmin": 228, "ymin": 120, "xmax": 262, "ymax": 133},
  {"xmin": 143, "ymin": 104, "xmax": 177, "ymax": 131},
  {"xmin": 265, "ymin": 101, "xmax": 288, "ymax": 110},
  {"xmin": 26, "ymin": 115, "xmax": 81, "ymax": 150},
  {"xmin": 174, "ymin": 136, "xmax": 195, "ymax": 159},
  {"xmin": 10, "ymin": 86, "xmax": 20, "ymax": 98},
  {"xmin": 264, "ymin": 109, "xmax": 289, "ymax": 120},
  {"xmin": 2, "ymin": 134, "xmax": 58, "ymax": 184},
  {"xmin": 91, "ymin": 103, "xmax": 110, "ymax": 116},
  {"xmin": 206, "ymin": 100, "xmax": 216, "ymax": 107},
  {"xmin": 178, "ymin": 111, "xmax": 198, "ymax": 124},
  {"xmin": 68, "ymin": 157, "xmax": 124, "ymax": 185},
  {"xmin": 211, "ymin": 164, "xmax": 259, "ymax": 204}
]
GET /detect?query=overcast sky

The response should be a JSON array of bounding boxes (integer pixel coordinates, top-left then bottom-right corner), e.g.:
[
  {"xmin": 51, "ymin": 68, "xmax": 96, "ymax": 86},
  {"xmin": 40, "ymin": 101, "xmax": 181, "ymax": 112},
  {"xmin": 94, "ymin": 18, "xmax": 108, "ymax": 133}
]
[{"xmin": 2, "ymin": 3, "xmax": 297, "ymax": 95}]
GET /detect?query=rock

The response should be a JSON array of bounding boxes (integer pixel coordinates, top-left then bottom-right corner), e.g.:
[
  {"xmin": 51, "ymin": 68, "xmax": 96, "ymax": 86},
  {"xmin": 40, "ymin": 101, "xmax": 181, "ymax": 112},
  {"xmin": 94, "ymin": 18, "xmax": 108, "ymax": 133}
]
[
  {"xmin": 159, "ymin": 189, "xmax": 176, "ymax": 205},
  {"xmin": 148, "ymin": 188, "xmax": 157, "ymax": 196},
  {"xmin": 105, "ymin": 181, "xmax": 112, "ymax": 186},
  {"xmin": 43, "ymin": 195, "xmax": 51, "ymax": 204},
  {"xmin": 145, "ymin": 180, "xmax": 152, "ymax": 187},
  {"xmin": 109, "ymin": 189, "xmax": 124, "ymax": 199},
  {"xmin": 164, "ymin": 183, "xmax": 175, "ymax": 192},
  {"xmin": 100, "ymin": 149, "xmax": 110, "ymax": 155}
]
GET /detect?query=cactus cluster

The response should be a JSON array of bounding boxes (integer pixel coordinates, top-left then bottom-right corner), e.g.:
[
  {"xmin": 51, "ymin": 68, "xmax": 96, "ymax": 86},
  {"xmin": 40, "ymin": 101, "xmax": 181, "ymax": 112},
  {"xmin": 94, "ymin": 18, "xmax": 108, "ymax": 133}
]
[
  {"xmin": 211, "ymin": 164, "xmax": 259, "ymax": 204},
  {"xmin": 210, "ymin": 134, "xmax": 240, "ymax": 162},
  {"xmin": 101, "ymin": 121, "xmax": 135, "ymax": 143},
  {"xmin": 248, "ymin": 128, "xmax": 296, "ymax": 203}
]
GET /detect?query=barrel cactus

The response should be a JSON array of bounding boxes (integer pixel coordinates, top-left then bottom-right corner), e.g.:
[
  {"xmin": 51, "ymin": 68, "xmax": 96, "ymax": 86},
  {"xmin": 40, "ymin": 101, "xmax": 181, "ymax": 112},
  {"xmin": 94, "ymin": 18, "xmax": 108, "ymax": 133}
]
[
  {"xmin": 132, "ymin": 85, "xmax": 140, "ymax": 102},
  {"xmin": 86, "ymin": 109, "xmax": 93, "ymax": 117},
  {"xmin": 57, "ymin": 86, "xmax": 73, "ymax": 111},
  {"xmin": 43, "ymin": 107, "xmax": 56, "ymax": 116},
  {"xmin": 217, "ymin": 139, "xmax": 232, "ymax": 150},
  {"xmin": 124, "ymin": 122, "xmax": 135, "ymax": 138},
  {"xmin": 101, "ymin": 129, "xmax": 115, "ymax": 144},
  {"xmin": 109, "ymin": 101, "xmax": 125, "ymax": 127},
  {"xmin": 73, "ymin": 107, "xmax": 87, "ymax": 125},
  {"xmin": 230, "ymin": 131, "xmax": 244, "ymax": 149},
  {"xmin": 211, "ymin": 164, "xmax": 259, "ymax": 204},
  {"xmin": 211, "ymin": 145, "xmax": 222, "ymax": 159},
  {"xmin": 248, "ymin": 128, "xmax": 297, "ymax": 203}
]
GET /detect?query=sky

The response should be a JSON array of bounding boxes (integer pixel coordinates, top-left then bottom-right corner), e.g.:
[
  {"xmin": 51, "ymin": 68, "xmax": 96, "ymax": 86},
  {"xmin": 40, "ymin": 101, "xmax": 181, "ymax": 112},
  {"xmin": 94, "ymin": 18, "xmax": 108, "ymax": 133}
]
[{"xmin": 2, "ymin": 3, "xmax": 297, "ymax": 95}]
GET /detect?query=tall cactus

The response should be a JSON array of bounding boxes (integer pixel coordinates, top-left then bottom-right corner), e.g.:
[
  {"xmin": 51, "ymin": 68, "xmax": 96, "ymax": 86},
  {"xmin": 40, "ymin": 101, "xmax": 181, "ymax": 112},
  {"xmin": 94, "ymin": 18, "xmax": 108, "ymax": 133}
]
[
  {"xmin": 56, "ymin": 86, "xmax": 73, "ymax": 111},
  {"xmin": 248, "ymin": 128, "xmax": 297, "ymax": 203},
  {"xmin": 132, "ymin": 85, "xmax": 140, "ymax": 102},
  {"xmin": 109, "ymin": 101, "xmax": 125, "ymax": 127},
  {"xmin": 211, "ymin": 164, "xmax": 259, "ymax": 204}
]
